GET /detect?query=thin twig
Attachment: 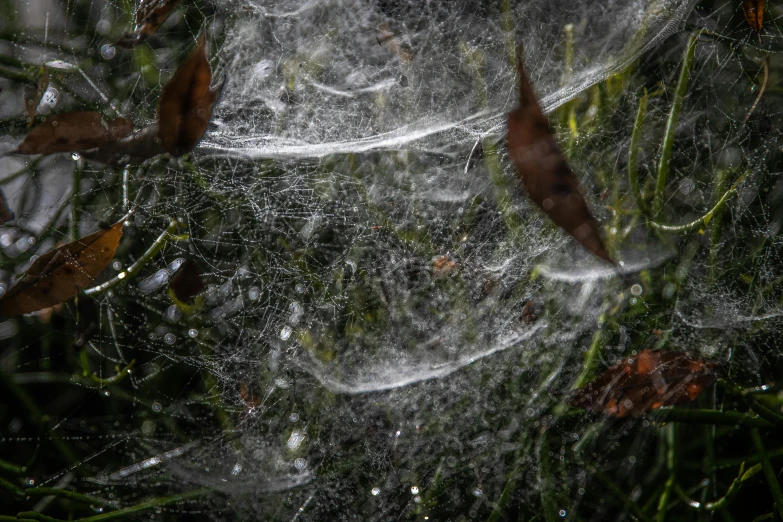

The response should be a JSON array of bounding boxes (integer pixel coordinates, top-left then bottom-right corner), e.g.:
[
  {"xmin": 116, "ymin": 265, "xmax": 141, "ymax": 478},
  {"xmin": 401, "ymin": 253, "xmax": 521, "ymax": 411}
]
[{"xmin": 83, "ymin": 218, "xmax": 186, "ymax": 296}]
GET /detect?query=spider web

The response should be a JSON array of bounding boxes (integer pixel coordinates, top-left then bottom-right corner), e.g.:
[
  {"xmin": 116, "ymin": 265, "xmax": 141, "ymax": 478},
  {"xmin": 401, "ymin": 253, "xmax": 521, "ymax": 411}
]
[{"xmin": 1, "ymin": 0, "xmax": 783, "ymax": 520}]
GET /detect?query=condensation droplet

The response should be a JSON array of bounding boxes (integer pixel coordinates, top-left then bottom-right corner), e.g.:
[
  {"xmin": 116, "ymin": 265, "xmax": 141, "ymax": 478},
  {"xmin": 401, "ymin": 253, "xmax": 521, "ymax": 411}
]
[
  {"xmin": 96, "ymin": 19, "xmax": 111, "ymax": 34},
  {"xmin": 630, "ymin": 284, "xmax": 642, "ymax": 296},
  {"xmin": 71, "ymin": 153, "xmax": 81, "ymax": 161},
  {"xmin": 280, "ymin": 325, "xmax": 292, "ymax": 341},
  {"xmin": 164, "ymin": 333, "xmax": 176, "ymax": 345},
  {"xmin": 371, "ymin": 487, "xmax": 381, "ymax": 496},
  {"xmin": 100, "ymin": 44, "xmax": 116, "ymax": 60},
  {"xmin": 629, "ymin": 297, "xmax": 637, "ymax": 305},
  {"xmin": 188, "ymin": 328, "xmax": 198, "ymax": 338},
  {"xmin": 286, "ymin": 430, "xmax": 305, "ymax": 449},
  {"xmin": 289, "ymin": 413, "xmax": 299, "ymax": 422},
  {"xmin": 166, "ymin": 305, "xmax": 182, "ymax": 323},
  {"xmin": 231, "ymin": 463, "xmax": 242, "ymax": 475},
  {"xmin": 102, "ymin": 388, "xmax": 110, "ymax": 396},
  {"xmin": 472, "ymin": 487, "xmax": 483, "ymax": 497},
  {"xmin": 294, "ymin": 458, "xmax": 307, "ymax": 470},
  {"xmin": 151, "ymin": 402, "xmax": 162, "ymax": 412},
  {"xmin": 295, "ymin": 283, "xmax": 305, "ymax": 293},
  {"xmin": 559, "ymin": 509, "xmax": 567, "ymax": 517},
  {"xmin": 112, "ymin": 260, "xmax": 122, "ymax": 271},
  {"xmin": 248, "ymin": 287, "xmax": 261, "ymax": 300},
  {"xmin": 411, "ymin": 486, "xmax": 419, "ymax": 495},
  {"xmin": 25, "ymin": 478, "xmax": 34, "ymax": 486}
]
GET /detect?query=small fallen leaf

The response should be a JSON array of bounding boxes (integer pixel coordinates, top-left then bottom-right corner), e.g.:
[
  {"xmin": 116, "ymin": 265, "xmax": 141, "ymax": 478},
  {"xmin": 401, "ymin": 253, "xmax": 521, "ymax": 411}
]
[
  {"xmin": 742, "ymin": 0, "xmax": 765, "ymax": 33},
  {"xmin": 0, "ymin": 188, "xmax": 14, "ymax": 225},
  {"xmin": 23, "ymin": 68, "xmax": 49, "ymax": 127},
  {"xmin": 507, "ymin": 51, "xmax": 612, "ymax": 263},
  {"xmin": 17, "ymin": 112, "xmax": 134, "ymax": 155},
  {"xmin": 433, "ymin": 255, "xmax": 458, "ymax": 277},
  {"xmin": 566, "ymin": 349, "xmax": 717, "ymax": 418},
  {"xmin": 0, "ymin": 219, "xmax": 125, "ymax": 316},
  {"xmin": 158, "ymin": 31, "xmax": 221, "ymax": 157},
  {"xmin": 167, "ymin": 258, "xmax": 204, "ymax": 304},
  {"xmin": 117, "ymin": 0, "xmax": 183, "ymax": 48}
]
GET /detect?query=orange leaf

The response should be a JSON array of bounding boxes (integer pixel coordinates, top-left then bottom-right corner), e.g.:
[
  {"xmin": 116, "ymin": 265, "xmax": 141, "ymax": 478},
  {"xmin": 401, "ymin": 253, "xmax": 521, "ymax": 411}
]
[
  {"xmin": 158, "ymin": 31, "xmax": 221, "ymax": 157},
  {"xmin": 17, "ymin": 112, "xmax": 133, "ymax": 155},
  {"xmin": 117, "ymin": 0, "xmax": 182, "ymax": 48},
  {"xmin": 506, "ymin": 53, "xmax": 612, "ymax": 263},
  {"xmin": 0, "ymin": 219, "xmax": 125, "ymax": 316},
  {"xmin": 566, "ymin": 349, "xmax": 717, "ymax": 418},
  {"xmin": 743, "ymin": 0, "xmax": 765, "ymax": 33}
]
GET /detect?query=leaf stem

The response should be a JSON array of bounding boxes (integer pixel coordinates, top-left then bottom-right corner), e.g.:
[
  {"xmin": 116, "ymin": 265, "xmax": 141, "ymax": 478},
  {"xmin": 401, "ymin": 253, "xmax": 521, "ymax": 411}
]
[
  {"xmin": 648, "ymin": 171, "xmax": 748, "ymax": 233},
  {"xmin": 83, "ymin": 218, "xmax": 186, "ymax": 297},
  {"xmin": 628, "ymin": 89, "xmax": 649, "ymax": 213},
  {"xmin": 650, "ymin": 408, "xmax": 771, "ymax": 427},
  {"xmin": 653, "ymin": 30, "xmax": 700, "ymax": 217},
  {"xmin": 751, "ymin": 429, "xmax": 783, "ymax": 520}
]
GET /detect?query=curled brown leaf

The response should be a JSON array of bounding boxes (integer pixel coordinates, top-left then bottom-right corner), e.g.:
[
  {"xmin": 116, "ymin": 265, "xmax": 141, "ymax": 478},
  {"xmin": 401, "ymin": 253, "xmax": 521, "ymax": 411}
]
[
  {"xmin": 742, "ymin": 0, "xmax": 765, "ymax": 33},
  {"xmin": 0, "ymin": 219, "xmax": 125, "ymax": 316},
  {"xmin": 158, "ymin": 31, "xmax": 221, "ymax": 157},
  {"xmin": 17, "ymin": 112, "xmax": 134, "ymax": 155},
  {"xmin": 168, "ymin": 258, "xmax": 204, "ymax": 304},
  {"xmin": 506, "ymin": 52, "xmax": 612, "ymax": 263},
  {"xmin": 117, "ymin": 0, "xmax": 183, "ymax": 48}
]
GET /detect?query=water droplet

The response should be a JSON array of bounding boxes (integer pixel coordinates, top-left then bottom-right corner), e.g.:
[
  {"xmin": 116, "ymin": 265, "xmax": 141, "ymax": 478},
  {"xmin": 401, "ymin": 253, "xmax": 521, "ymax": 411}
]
[
  {"xmin": 457, "ymin": 207, "xmax": 464, "ymax": 214},
  {"xmin": 280, "ymin": 325, "xmax": 292, "ymax": 341},
  {"xmin": 96, "ymin": 19, "xmax": 111, "ymax": 34},
  {"xmin": 27, "ymin": 237, "xmax": 35, "ymax": 245},
  {"xmin": 90, "ymin": 505, "xmax": 104, "ymax": 513},
  {"xmin": 294, "ymin": 458, "xmax": 307, "ymax": 470},
  {"xmin": 411, "ymin": 486, "xmax": 419, "ymax": 495},
  {"xmin": 38, "ymin": 87, "xmax": 59, "ymax": 114},
  {"xmin": 472, "ymin": 487, "xmax": 483, "ymax": 497},
  {"xmin": 100, "ymin": 44, "xmax": 116, "ymax": 60},
  {"xmin": 630, "ymin": 297, "xmax": 637, "ymax": 305},
  {"xmin": 630, "ymin": 284, "xmax": 642, "ymax": 296},
  {"xmin": 25, "ymin": 478, "xmax": 34, "ymax": 486},
  {"xmin": 371, "ymin": 487, "xmax": 381, "ymax": 496},
  {"xmin": 289, "ymin": 413, "xmax": 299, "ymax": 422},
  {"xmin": 102, "ymin": 388, "xmax": 110, "ymax": 396},
  {"xmin": 71, "ymin": 152, "xmax": 81, "ymax": 161},
  {"xmin": 188, "ymin": 328, "xmax": 198, "ymax": 338},
  {"xmin": 112, "ymin": 260, "xmax": 122, "ymax": 271},
  {"xmin": 117, "ymin": 271, "xmax": 126, "ymax": 280},
  {"xmin": 248, "ymin": 287, "xmax": 261, "ymax": 300},
  {"xmin": 287, "ymin": 430, "xmax": 305, "ymax": 449},
  {"xmin": 231, "ymin": 463, "xmax": 242, "ymax": 475},
  {"xmin": 559, "ymin": 509, "xmax": 567, "ymax": 517},
  {"xmin": 151, "ymin": 402, "xmax": 162, "ymax": 412},
  {"xmin": 166, "ymin": 305, "xmax": 182, "ymax": 323},
  {"xmin": 164, "ymin": 333, "xmax": 176, "ymax": 345},
  {"xmin": 0, "ymin": 283, "xmax": 6, "ymax": 298},
  {"xmin": 295, "ymin": 283, "xmax": 305, "ymax": 293}
]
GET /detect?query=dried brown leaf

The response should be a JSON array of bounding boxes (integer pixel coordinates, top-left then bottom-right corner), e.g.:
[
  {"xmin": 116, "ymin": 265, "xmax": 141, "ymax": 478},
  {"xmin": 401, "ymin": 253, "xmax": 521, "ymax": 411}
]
[
  {"xmin": 117, "ymin": 0, "xmax": 182, "ymax": 48},
  {"xmin": 566, "ymin": 349, "xmax": 717, "ymax": 418},
  {"xmin": 0, "ymin": 219, "xmax": 124, "ymax": 316},
  {"xmin": 0, "ymin": 188, "xmax": 14, "ymax": 225},
  {"xmin": 158, "ymin": 31, "xmax": 221, "ymax": 157},
  {"xmin": 507, "ymin": 53, "xmax": 612, "ymax": 263},
  {"xmin": 743, "ymin": 0, "xmax": 765, "ymax": 33},
  {"xmin": 168, "ymin": 258, "xmax": 204, "ymax": 303},
  {"xmin": 17, "ymin": 112, "xmax": 134, "ymax": 155},
  {"xmin": 23, "ymin": 69, "xmax": 49, "ymax": 128}
]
